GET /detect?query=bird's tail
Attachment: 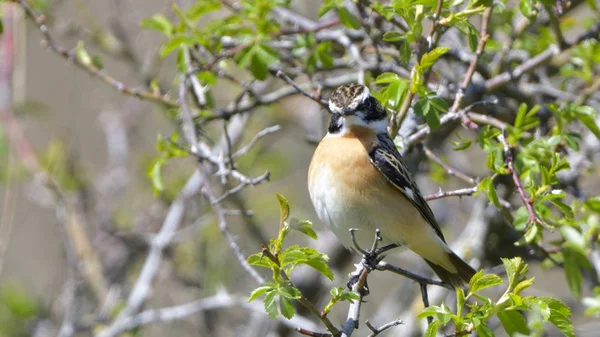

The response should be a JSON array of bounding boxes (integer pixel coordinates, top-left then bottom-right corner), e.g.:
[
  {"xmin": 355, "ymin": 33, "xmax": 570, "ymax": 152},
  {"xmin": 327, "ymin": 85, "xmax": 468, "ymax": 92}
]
[{"xmin": 425, "ymin": 251, "xmax": 477, "ymax": 287}]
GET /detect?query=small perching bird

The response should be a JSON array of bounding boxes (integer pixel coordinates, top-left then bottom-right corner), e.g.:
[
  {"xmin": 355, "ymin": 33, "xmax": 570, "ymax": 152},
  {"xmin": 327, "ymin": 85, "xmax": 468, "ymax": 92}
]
[{"xmin": 308, "ymin": 84, "xmax": 476, "ymax": 287}]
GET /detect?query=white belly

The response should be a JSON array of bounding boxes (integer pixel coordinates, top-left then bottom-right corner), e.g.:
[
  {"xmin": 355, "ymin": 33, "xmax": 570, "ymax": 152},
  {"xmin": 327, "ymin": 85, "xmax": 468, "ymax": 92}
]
[{"xmin": 308, "ymin": 163, "xmax": 405, "ymax": 250}]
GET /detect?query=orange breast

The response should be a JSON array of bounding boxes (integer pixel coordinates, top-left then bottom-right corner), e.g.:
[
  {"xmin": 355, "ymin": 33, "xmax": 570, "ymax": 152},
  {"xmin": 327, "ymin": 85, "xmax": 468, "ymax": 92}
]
[{"xmin": 308, "ymin": 126, "xmax": 393, "ymax": 205}]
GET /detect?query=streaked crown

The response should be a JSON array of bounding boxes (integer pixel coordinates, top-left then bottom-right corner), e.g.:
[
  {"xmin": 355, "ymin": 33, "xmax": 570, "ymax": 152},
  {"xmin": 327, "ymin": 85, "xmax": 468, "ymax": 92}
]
[
  {"xmin": 329, "ymin": 84, "xmax": 371, "ymax": 115},
  {"xmin": 326, "ymin": 84, "xmax": 388, "ymax": 135}
]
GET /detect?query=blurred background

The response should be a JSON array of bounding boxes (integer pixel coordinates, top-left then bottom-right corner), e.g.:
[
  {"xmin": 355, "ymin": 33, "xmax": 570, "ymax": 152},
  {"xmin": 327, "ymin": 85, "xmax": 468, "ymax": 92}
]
[{"xmin": 1, "ymin": 0, "xmax": 600, "ymax": 336}]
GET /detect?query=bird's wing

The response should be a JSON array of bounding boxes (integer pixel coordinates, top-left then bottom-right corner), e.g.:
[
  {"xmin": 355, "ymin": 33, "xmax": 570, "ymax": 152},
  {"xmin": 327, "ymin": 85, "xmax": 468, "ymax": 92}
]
[{"xmin": 368, "ymin": 134, "xmax": 447, "ymax": 242}]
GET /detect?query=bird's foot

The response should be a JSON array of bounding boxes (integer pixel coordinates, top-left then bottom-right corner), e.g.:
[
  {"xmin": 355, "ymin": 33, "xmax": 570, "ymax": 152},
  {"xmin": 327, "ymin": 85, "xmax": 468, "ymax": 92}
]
[{"xmin": 346, "ymin": 229, "xmax": 399, "ymax": 295}]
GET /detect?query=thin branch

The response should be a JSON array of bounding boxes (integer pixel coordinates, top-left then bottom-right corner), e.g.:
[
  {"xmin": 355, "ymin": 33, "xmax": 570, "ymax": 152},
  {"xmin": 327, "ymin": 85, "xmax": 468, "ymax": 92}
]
[
  {"xmin": 96, "ymin": 291, "xmax": 318, "ymax": 337},
  {"xmin": 377, "ymin": 262, "xmax": 453, "ymax": 290},
  {"xmin": 234, "ymin": 125, "xmax": 281, "ymax": 157},
  {"xmin": 424, "ymin": 186, "xmax": 478, "ymax": 201},
  {"xmin": 200, "ymin": 166, "xmax": 267, "ymax": 285},
  {"xmin": 15, "ymin": 0, "xmax": 178, "ymax": 108},
  {"xmin": 449, "ymin": 7, "xmax": 492, "ymax": 114},
  {"xmin": 485, "ymin": 21, "xmax": 600, "ymax": 92},
  {"xmin": 275, "ymin": 70, "xmax": 328, "ymax": 106},
  {"xmin": 421, "ymin": 145, "xmax": 477, "ymax": 184},
  {"xmin": 365, "ymin": 319, "xmax": 405, "ymax": 337},
  {"xmin": 498, "ymin": 135, "xmax": 551, "ymax": 231}
]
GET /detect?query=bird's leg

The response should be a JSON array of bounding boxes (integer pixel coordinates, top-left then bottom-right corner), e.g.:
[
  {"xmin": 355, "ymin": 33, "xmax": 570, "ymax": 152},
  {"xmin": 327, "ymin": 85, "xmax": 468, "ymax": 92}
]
[{"xmin": 347, "ymin": 229, "xmax": 391, "ymax": 294}]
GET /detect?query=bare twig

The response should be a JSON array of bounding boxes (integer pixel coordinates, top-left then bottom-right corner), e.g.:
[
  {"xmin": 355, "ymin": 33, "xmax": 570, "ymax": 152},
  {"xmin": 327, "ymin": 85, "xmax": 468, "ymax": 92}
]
[
  {"xmin": 234, "ymin": 125, "xmax": 281, "ymax": 157},
  {"xmin": 421, "ymin": 145, "xmax": 477, "ymax": 184},
  {"xmin": 424, "ymin": 186, "xmax": 479, "ymax": 201},
  {"xmin": 275, "ymin": 70, "xmax": 328, "ymax": 106},
  {"xmin": 485, "ymin": 21, "xmax": 600, "ymax": 92},
  {"xmin": 365, "ymin": 319, "xmax": 404, "ymax": 337},
  {"xmin": 15, "ymin": 0, "xmax": 178, "ymax": 108},
  {"xmin": 96, "ymin": 291, "xmax": 318, "ymax": 337}
]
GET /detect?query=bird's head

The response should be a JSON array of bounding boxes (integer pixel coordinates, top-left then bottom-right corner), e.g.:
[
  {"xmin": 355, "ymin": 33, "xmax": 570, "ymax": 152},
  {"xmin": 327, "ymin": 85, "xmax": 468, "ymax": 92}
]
[{"xmin": 327, "ymin": 84, "xmax": 388, "ymax": 135}]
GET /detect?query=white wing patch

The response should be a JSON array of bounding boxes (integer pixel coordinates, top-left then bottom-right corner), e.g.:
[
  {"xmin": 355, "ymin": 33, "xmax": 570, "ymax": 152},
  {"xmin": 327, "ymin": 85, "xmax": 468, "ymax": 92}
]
[{"xmin": 403, "ymin": 187, "xmax": 415, "ymax": 201}]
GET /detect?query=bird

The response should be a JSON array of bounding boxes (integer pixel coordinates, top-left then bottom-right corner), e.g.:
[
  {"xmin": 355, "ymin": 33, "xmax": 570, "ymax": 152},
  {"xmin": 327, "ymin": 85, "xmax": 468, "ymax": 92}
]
[{"xmin": 307, "ymin": 83, "xmax": 476, "ymax": 287}]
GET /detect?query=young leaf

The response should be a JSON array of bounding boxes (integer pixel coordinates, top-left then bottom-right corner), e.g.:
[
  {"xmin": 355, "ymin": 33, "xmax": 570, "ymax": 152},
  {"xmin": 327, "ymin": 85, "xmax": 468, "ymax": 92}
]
[
  {"xmin": 469, "ymin": 271, "xmax": 503, "ymax": 293},
  {"xmin": 475, "ymin": 323, "xmax": 494, "ymax": 337},
  {"xmin": 279, "ymin": 296, "xmax": 295, "ymax": 319},
  {"xmin": 289, "ymin": 219, "xmax": 318, "ymax": 240},
  {"xmin": 264, "ymin": 290, "xmax": 278, "ymax": 319},
  {"xmin": 563, "ymin": 249, "xmax": 583, "ymax": 298},
  {"xmin": 276, "ymin": 194, "xmax": 290, "ymax": 225},
  {"xmin": 497, "ymin": 311, "xmax": 530, "ymax": 336},
  {"xmin": 479, "ymin": 176, "xmax": 500, "ymax": 208},
  {"xmin": 248, "ymin": 285, "xmax": 273, "ymax": 302},
  {"xmin": 140, "ymin": 14, "xmax": 174, "ymax": 36},
  {"xmin": 382, "ymin": 31, "xmax": 405, "ymax": 42},
  {"xmin": 279, "ymin": 284, "xmax": 302, "ymax": 299},
  {"xmin": 148, "ymin": 159, "xmax": 166, "ymax": 194},
  {"xmin": 419, "ymin": 47, "xmax": 449, "ymax": 70},
  {"xmin": 247, "ymin": 253, "xmax": 277, "ymax": 269},
  {"xmin": 338, "ymin": 7, "xmax": 361, "ymax": 29},
  {"xmin": 423, "ymin": 320, "xmax": 439, "ymax": 337},
  {"xmin": 575, "ymin": 106, "xmax": 600, "ymax": 140}
]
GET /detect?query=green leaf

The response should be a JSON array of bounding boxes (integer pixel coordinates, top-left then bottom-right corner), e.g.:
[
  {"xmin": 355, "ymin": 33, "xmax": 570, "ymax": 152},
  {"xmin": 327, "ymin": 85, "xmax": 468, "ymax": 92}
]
[
  {"xmin": 538, "ymin": 296, "xmax": 571, "ymax": 317},
  {"xmin": 280, "ymin": 246, "xmax": 333, "ymax": 280},
  {"xmin": 469, "ymin": 271, "xmax": 503, "ymax": 293},
  {"xmin": 148, "ymin": 158, "xmax": 166, "ymax": 194},
  {"xmin": 375, "ymin": 72, "xmax": 402, "ymax": 84},
  {"xmin": 548, "ymin": 309, "xmax": 575, "ymax": 337},
  {"xmin": 186, "ymin": 1, "xmax": 221, "ymax": 21},
  {"xmin": 519, "ymin": 0, "xmax": 537, "ymax": 21},
  {"xmin": 451, "ymin": 133, "xmax": 472, "ymax": 151},
  {"xmin": 247, "ymin": 253, "xmax": 277, "ymax": 269},
  {"xmin": 250, "ymin": 52, "xmax": 269, "ymax": 80},
  {"xmin": 276, "ymin": 194, "xmax": 290, "ymax": 225},
  {"xmin": 585, "ymin": 196, "xmax": 600, "ymax": 213},
  {"xmin": 75, "ymin": 41, "xmax": 93, "ymax": 66},
  {"xmin": 498, "ymin": 311, "xmax": 530, "ymax": 337},
  {"xmin": 419, "ymin": 47, "xmax": 449, "ymax": 70},
  {"xmin": 513, "ymin": 277, "xmax": 535, "ymax": 295},
  {"xmin": 248, "ymin": 285, "xmax": 273, "ymax": 302},
  {"xmin": 279, "ymin": 284, "xmax": 302, "ymax": 299},
  {"xmin": 502, "ymin": 257, "xmax": 527, "ymax": 290},
  {"xmin": 318, "ymin": 0, "xmax": 339, "ymax": 17},
  {"xmin": 255, "ymin": 44, "xmax": 280, "ymax": 66},
  {"xmin": 475, "ymin": 323, "xmax": 494, "ymax": 337},
  {"xmin": 479, "ymin": 176, "xmax": 500, "ymax": 208},
  {"xmin": 418, "ymin": 305, "xmax": 452, "ymax": 324},
  {"xmin": 279, "ymin": 296, "xmax": 295, "ymax": 319},
  {"xmin": 264, "ymin": 290, "xmax": 278, "ymax": 319},
  {"xmin": 575, "ymin": 106, "xmax": 600, "ymax": 140},
  {"xmin": 414, "ymin": 96, "xmax": 445, "ymax": 131},
  {"xmin": 563, "ymin": 249, "xmax": 583, "ymax": 298},
  {"xmin": 140, "ymin": 14, "xmax": 173, "ymax": 36},
  {"xmin": 467, "ymin": 26, "xmax": 479, "ymax": 52},
  {"xmin": 537, "ymin": 297, "xmax": 574, "ymax": 337},
  {"xmin": 382, "ymin": 31, "xmax": 405, "ymax": 42},
  {"xmin": 338, "ymin": 7, "xmax": 361, "ymax": 29},
  {"xmin": 424, "ymin": 320, "xmax": 439, "ymax": 337},
  {"xmin": 289, "ymin": 219, "xmax": 318, "ymax": 240},
  {"xmin": 399, "ymin": 40, "xmax": 412, "ymax": 64}
]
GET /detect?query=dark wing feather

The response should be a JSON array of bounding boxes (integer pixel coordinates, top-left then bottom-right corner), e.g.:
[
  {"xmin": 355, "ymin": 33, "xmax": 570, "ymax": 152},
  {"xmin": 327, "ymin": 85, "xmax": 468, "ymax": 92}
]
[{"xmin": 368, "ymin": 134, "xmax": 447, "ymax": 242}]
